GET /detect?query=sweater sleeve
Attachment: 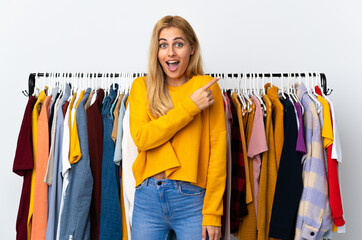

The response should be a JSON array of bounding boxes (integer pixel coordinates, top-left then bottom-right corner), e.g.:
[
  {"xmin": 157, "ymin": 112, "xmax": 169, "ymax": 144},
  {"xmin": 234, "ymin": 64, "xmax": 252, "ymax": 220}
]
[
  {"xmin": 202, "ymin": 82, "xmax": 227, "ymax": 226},
  {"xmin": 129, "ymin": 77, "xmax": 201, "ymax": 151}
]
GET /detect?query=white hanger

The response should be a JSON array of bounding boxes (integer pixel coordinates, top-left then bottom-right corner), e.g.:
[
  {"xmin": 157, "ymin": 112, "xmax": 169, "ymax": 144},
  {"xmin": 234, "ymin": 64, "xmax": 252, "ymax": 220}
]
[
  {"xmin": 294, "ymin": 73, "xmax": 304, "ymax": 114},
  {"xmin": 280, "ymin": 73, "xmax": 286, "ymax": 99},
  {"xmin": 236, "ymin": 73, "xmax": 247, "ymax": 113},
  {"xmin": 287, "ymin": 73, "xmax": 297, "ymax": 103},
  {"xmin": 305, "ymin": 72, "xmax": 321, "ymax": 113},
  {"xmin": 253, "ymin": 73, "xmax": 267, "ymax": 116},
  {"xmin": 90, "ymin": 72, "xmax": 98, "ymax": 105},
  {"xmin": 243, "ymin": 73, "xmax": 252, "ymax": 112},
  {"xmin": 311, "ymin": 72, "xmax": 319, "ymax": 96}
]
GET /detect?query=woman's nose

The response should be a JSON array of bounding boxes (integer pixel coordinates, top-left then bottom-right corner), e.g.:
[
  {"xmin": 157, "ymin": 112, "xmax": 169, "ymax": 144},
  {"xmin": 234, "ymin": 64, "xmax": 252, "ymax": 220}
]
[{"xmin": 168, "ymin": 46, "xmax": 175, "ymax": 56}]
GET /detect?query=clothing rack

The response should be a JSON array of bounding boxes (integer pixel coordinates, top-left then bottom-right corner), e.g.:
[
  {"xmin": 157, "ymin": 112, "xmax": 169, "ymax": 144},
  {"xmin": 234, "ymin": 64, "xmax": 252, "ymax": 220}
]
[{"xmin": 25, "ymin": 72, "xmax": 332, "ymax": 97}]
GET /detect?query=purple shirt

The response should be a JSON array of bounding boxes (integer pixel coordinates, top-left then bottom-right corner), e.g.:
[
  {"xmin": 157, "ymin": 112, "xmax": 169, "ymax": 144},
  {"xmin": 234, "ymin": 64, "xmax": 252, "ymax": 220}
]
[{"xmin": 294, "ymin": 102, "xmax": 306, "ymax": 154}]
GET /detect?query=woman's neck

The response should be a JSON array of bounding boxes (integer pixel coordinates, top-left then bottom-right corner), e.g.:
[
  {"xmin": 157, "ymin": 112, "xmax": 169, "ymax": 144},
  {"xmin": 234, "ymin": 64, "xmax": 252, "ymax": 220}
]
[{"xmin": 166, "ymin": 74, "xmax": 189, "ymax": 87}]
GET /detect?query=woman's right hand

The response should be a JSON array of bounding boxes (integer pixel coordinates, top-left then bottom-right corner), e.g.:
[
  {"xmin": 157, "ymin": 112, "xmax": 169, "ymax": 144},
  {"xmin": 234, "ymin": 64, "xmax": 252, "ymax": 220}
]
[{"xmin": 190, "ymin": 77, "xmax": 220, "ymax": 111}]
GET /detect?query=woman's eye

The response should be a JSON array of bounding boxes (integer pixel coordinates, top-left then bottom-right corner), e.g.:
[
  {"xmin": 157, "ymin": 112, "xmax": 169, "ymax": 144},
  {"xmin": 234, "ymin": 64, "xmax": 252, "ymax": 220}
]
[
  {"xmin": 175, "ymin": 42, "xmax": 183, "ymax": 47},
  {"xmin": 159, "ymin": 43, "xmax": 167, "ymax": 48}
]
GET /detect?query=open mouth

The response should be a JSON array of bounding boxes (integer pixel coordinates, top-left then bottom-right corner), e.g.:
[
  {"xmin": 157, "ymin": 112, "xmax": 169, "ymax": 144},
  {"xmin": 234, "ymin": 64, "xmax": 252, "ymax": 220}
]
[{"xmin": 166, "ymin": 61, "xmax": 179, "ymax": 71}]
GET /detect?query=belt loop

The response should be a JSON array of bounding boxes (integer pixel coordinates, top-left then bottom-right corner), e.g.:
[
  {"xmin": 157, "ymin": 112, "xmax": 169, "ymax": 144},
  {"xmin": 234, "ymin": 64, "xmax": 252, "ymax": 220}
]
[
  {"xmin": 144, "ymin": 178, "xmax": 149, "ymax": 187},
  {"xmin": 173, "ymin": 180, "xmax": 180, "ymax": 190}
]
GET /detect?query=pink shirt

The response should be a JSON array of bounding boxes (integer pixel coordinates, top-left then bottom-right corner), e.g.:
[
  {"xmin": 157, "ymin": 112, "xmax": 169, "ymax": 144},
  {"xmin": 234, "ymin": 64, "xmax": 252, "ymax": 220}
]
[{"xmin": 247, "ymin": 96, "xmax": 268, "ymax": 228}]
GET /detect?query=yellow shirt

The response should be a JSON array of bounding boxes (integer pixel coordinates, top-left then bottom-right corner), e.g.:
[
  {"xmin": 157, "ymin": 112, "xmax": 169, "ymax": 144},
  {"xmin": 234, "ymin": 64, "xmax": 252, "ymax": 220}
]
[
  {"xmin": 69, "ymin": 90, "xmax": 84, "ymax": 164},
  {"xmin": 236, "ymin": 100, "xmax": 257, "ymax": 240},
  {"xmin": 258, "ymin": 95, "xmax": 279, "ymax": 240},
  {"xmin": 265, "ymin": 83, "xmax": 284, "ymax": 170},
  {"xmin": 129, "ymin": 75, "xmax": 227, "ymax": 226},
  {"xmin": 28, "ymin": 90, "xmax": 46, "ymax": 240},
  {"xmin": 317, "ymin": 95, "xmax": 334, "ymax": 148},
  {"xmin": 231, "ymin": 93, "xmax": 252, "ymax": 205}
]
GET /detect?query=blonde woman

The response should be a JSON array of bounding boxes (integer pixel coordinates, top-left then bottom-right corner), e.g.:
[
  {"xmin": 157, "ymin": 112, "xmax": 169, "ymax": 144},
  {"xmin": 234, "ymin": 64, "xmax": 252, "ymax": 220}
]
[{"xmin": 129, "ymin": 15, "xmax": 226, "ymax": 240}]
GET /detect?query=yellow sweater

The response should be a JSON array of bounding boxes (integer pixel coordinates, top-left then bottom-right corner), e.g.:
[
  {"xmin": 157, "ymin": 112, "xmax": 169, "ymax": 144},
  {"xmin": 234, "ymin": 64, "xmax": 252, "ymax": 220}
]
[{"xmin": 129, "ymin": 75, "xmax": 227, "ymax": 226}]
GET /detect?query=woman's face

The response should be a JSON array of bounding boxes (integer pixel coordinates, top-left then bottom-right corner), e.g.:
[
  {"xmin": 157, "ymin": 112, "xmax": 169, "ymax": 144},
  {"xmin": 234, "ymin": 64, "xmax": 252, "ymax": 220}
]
[{"xmin": 158, "ymin": 27, "xmax": 195, "ymax": 84}]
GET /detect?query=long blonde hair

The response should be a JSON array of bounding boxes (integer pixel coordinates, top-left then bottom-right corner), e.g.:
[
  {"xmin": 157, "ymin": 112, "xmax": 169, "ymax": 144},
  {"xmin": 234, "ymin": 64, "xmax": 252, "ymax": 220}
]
[{"xmin": 146, "ymin": 15, "xmax": 204, "ymax": 118}]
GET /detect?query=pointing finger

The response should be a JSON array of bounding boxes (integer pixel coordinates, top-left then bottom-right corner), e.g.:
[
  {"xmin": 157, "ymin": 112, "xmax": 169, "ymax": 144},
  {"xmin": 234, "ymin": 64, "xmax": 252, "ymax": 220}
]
[{"xmin": 201, "ymin": 77, "xmax": 220, "ymax": 90}]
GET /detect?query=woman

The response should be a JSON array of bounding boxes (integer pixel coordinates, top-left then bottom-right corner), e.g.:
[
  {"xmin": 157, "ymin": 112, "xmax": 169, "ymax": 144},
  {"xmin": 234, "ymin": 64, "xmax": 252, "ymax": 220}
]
[{"xmin": 129, "ymin": 15, "xmax": 226, "ymax": 240}]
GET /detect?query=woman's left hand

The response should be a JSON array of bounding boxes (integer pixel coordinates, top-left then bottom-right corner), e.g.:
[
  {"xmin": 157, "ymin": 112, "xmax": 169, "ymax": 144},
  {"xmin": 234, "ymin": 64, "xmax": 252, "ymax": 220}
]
[{"xmin": 202, "ymin": 225, "xmax": 221, "ymax": 240}]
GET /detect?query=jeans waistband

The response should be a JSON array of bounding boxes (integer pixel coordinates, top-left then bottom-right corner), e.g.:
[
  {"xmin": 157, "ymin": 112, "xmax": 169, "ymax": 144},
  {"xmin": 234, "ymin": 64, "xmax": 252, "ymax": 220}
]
[{"xmin": 145, "ymin": 177, "xmax": 186, "ymax": 189}]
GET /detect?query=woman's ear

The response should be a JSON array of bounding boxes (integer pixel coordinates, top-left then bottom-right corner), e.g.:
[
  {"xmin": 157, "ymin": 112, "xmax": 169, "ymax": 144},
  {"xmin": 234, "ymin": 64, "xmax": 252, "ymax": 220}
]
[{"xmin": 190, "ymin": 44, "xmax": 195, "ymax": 56}]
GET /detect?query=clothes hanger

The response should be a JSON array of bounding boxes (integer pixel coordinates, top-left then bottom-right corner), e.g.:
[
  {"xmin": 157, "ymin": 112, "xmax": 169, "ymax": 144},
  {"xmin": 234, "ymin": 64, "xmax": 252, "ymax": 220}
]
[
  {"xmin": 305, "ymin": 72, "xmax": 321, "ymax": 113},
  {"xmin": 280, "ymin": 73, "xmax": 286, "ymax": 99},
  {"xmin": 312, "ymin": 72, "xmax": 319, "ymax": 97},
  {"xmin": 125, "ymin": 72, "xmax": 131, "ymax": 95},
  {"xmin": 316, "ymin": 72, "xmax": 327, "ymax": 98},
  {"xmin": 254, "ymin": 73, "xmax": 267, "ymax": 116},
  {"xmin": 287, "ymin": 73, "xmax": 297, "ymax": 103},
  {"xmin": 261, "ymin": 73, "xmax": 266, "ymax": 96},
  {"xmin": 291, "ymin": 73, "xmax": 304, "ymax": 114},
  {"xmin": 90, "ymin": 72, "xmax": 98, "ymax": 105},
  {"xmin": 115, "ymin": 72, "xmax": 121, "ymax": 100},
  {"xmin": 236, "ymin": 73, "xmax": 247, "ymax": 114},
  {"xmin": 244, "ymin": 73, "xmax": 253, "ymax": 112}
]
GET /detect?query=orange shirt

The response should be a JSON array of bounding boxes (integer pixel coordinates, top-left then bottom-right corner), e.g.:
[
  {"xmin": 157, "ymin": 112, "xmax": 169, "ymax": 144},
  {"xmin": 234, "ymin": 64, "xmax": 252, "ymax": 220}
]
[{"xmin": 31, "ymin": 96, "xmax": 51, "ymax": 239}]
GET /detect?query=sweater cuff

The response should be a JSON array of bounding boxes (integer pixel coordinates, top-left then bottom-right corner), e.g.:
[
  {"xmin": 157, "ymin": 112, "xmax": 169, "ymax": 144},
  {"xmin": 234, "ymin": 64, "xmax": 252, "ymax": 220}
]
[
  {"xmin": 202, "ymin": 214, "xmax": 221, "ymax": 227},
  {"xmin": 333, "ymin": 216, "xmax": 345, "ymax": 227},
  {"xmin": 180, "ymin": 96, "xmax": 201, "ymax": 117}
]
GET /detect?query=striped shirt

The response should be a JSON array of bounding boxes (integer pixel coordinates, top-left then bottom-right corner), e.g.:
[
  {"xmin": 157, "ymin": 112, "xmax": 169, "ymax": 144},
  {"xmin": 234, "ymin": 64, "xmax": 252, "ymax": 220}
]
[{"xmin": 295, "ymin": 83, "xmax": 333, "ymax": 240}]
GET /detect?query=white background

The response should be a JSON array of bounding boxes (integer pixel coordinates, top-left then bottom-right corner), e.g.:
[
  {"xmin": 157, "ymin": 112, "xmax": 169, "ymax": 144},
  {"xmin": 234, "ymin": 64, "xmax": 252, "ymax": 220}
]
[{"xmin": 1, "ymin": 0, "xmax": 361, "ymax": 239}]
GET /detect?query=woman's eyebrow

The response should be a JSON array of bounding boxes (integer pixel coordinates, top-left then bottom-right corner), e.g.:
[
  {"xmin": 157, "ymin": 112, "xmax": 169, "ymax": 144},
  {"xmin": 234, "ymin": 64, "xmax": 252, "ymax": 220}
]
[
  {"xmin": 158, "ymin": 37, "xmax": 185, "ymax": 42},
  {"xmin": 174, "ymin": 37, "xmax": 185, "ymax": 41}
]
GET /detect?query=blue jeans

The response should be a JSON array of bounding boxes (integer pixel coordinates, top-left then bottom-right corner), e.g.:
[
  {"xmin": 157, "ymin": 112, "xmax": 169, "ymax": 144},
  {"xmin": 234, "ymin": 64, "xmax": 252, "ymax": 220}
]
[{"xmin": 132, "ymin": 177, "xmax": 205, "ymax": 240}]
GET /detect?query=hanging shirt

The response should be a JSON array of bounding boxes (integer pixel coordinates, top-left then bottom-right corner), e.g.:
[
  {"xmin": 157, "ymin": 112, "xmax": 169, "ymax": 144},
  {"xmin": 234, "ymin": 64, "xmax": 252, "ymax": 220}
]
[
  {"xmin": 248, "ymin": 95, "xmax": 268, "ymax": 225},
  {"xmin": 84, "ymin": 90, "xmax": 95, "ymax": 111},
  {"xmin": 129, "ymin": 75, "xmax": 227, "ymax": 226},
  {"xmin": 59, "ymin": 88, "xmax": 93, "ymax": 240},
  {"xmin": 257, "ymin": 94, "xmax": 277, "ymax": 240},
  {"xmin": 294, "ymin": 83, "xmax": 333, "ymax": 240},
  {"xmin": 48, "ymin": 89, "xmax": 60, "ymax": 142},
  {"xmin": 87, "ymin": 88, "xmax": 105, "ymax": 240},
  {"xmin": 62, "ymin": 100, "xmax": 69, "ymax": 117},
  {"xmin": 230, "ymin": 92, "xmax": 248, "ymax": 233},
  {"xmin": 56, "ymin": 92, "xmax": 77, "ymax": 240},
  {"xmin": 113, "ymin": 94, "xmax": 128, "ymax": 166},
  {"xmin": 315, "ymin": 88, "xmax": 345, "ymax": 228},
  {"xmin": 269, "ymin": 98, "xmax": 303, "ymax": 239},
  {"xmin": 69, "ymin": 90, "xmax": 84, "ymax": 164},
  {"xmin": 221, "ymin": 92, "xmax": 232, "ymax": 240},
  {"xmin": 31, "ymin": 95, "xmax": 51, "ymax": 239},
  {"xmin": 235, "ymin": 100, "xmax": 257, "ymax": 240},
  {"xmin": 45, "ymin": 84, "xmax": 70, "ymax": 240},
  {"xmin": 44, "ymin": 93, "xmax": 62, "ymax": 185},
  {"xmin": 28, "ymin": 90, "xmax": 46, "ymax": 240},
  {"xmin": 111, "ymin": 93, "xmax": 124, "ymax": 142},
  {"xmin": 323, "ymin": 95, "xmax": 346, "ymax": 234},
  {"xmin": 13, "ymin": 96, "xmax": 36, "ymax": 240},
  {"xmin": 99, "ymin": 84, "xmax": 123, "ymax": 239},
  {"xmin": 265, "ymin": 83, "xmax": 284, "ymax": 170},
  {"xmin": 295, "ymin": 102, "xmax": 307, "ymax": 155},
  {"xmin": 121, "ymin": 102, "xmax": 139, "ymax": 240}
]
